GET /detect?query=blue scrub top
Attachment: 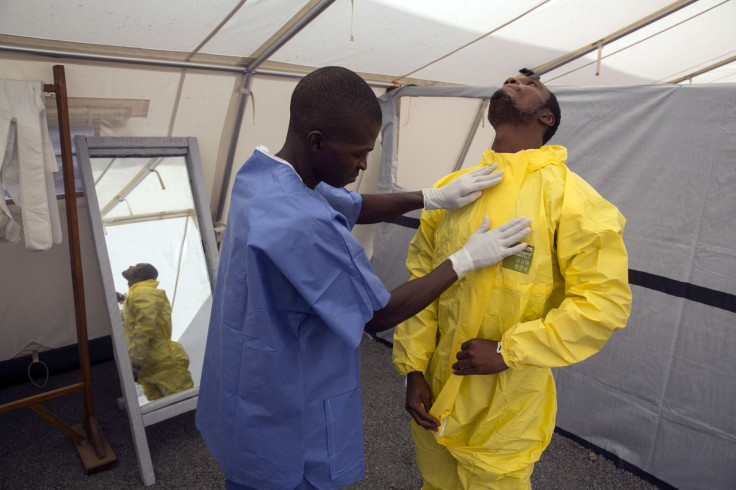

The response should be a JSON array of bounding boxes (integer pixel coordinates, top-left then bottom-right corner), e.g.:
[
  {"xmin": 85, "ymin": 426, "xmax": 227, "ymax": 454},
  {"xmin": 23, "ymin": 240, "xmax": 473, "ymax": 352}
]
[{"xmin": 196, "ymin": 149, "xmax": 390, "ymax": 489}]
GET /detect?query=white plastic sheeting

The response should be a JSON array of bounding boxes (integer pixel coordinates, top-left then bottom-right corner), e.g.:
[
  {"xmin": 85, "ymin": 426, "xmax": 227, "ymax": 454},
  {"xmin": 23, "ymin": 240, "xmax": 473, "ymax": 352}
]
[{"xmin": 372, "ymin": 83, "xmax": 736, "ymax": 489}]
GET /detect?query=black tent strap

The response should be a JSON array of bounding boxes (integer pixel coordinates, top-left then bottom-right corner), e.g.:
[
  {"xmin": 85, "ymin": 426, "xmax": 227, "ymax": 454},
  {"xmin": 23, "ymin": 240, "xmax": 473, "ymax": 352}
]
[
  {"xmin": 383, "ymin": 218, "xmax": 735, "ymax": 314},
  {"xmin": 628, "ymin": 270, "xmax": 735, "ymax": 314}
]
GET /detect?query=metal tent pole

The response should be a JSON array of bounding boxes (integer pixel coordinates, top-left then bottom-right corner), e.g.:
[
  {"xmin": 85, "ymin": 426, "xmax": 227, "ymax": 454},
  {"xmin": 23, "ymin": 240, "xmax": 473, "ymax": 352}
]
[{"xmin": 214, "ymin": 0, "xmax": 338, "ymax": 225}]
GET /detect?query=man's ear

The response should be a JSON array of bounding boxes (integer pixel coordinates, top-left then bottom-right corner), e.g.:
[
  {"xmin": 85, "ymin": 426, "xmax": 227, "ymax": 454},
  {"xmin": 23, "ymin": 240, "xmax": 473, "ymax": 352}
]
[
  {"xmin": 539, "ymin": 109, "xmax": 554, "ymax": 128},
  {"xmin": 306, "ymin": 130, "xmax": 325, "ymax": 152}
]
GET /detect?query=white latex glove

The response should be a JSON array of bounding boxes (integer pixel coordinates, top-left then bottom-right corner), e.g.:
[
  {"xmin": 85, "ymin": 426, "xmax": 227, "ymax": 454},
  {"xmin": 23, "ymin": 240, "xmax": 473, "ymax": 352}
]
[
  {"xmin": 448, "ymin": 216, "xmax": 531, "ymax": 278},
  {"xmin": 422, "ymin": 165, "xmax": 504, "ymax": 210}
]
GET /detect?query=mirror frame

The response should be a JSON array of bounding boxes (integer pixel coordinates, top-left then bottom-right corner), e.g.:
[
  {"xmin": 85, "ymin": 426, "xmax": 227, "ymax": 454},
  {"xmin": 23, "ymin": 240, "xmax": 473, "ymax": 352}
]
[{"xmin": 75, "ymin": 136, "xmax": 218, "ymax": 486}]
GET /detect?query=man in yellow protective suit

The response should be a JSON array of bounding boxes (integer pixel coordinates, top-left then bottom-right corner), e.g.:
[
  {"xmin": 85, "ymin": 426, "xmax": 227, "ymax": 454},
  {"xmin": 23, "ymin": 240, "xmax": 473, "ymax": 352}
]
[
  {"xmin": 392, "ymin": 76, "xmax": 632, "ymax": 489},
  {"xmin": 121, "ymin": 263, "xmax": 194, "ymax": 401}
]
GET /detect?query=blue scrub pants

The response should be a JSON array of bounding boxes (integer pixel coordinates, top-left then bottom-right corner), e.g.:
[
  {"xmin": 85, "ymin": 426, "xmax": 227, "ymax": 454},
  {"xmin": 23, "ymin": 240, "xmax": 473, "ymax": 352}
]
[{"xmin": 225, "ymin": 479, "xmax": 320, "ymax": 490}]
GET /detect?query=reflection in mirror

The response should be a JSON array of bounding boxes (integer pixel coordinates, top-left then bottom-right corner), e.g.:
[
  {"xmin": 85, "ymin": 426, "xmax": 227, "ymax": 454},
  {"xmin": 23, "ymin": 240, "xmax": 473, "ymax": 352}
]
[
  {"xmin": 76, "ymin": 137, "xmax": 217, "ymax": 485},
  {"xmin": 119, "ymin": 262, "xmax": 194, "ymax": 404},
  {"xmin": 90, "ymin": 154, "xmax": 212, "ymax": 407}
]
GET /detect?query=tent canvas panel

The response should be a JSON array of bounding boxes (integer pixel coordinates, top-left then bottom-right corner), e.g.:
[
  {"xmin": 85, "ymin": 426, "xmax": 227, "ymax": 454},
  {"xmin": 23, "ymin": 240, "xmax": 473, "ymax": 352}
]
[
  {"xmin": 1, "ymin": 1, "xmax": 735, "ymax": 88},
  {"xmin": 0, "ymin": 200, "xmax": 109, "ymax": 362},
  {"xmin": 395, "ymin": 96, "xmax": 492, "ymax": 190},
  {"xmin": 0, "ymin": 0, "xmax": 246, "ymax": 53}
]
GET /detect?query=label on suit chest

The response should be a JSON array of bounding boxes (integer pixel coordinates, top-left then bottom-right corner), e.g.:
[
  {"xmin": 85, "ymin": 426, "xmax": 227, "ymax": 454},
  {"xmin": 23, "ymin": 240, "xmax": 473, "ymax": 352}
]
[{"xmin": 502, "ymin": 245, "xmax": 535, "ymax": 274}]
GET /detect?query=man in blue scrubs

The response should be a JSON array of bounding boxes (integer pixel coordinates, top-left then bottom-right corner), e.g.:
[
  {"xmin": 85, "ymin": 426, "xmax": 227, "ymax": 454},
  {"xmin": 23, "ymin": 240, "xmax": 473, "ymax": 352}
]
[{"xmin": 196, "ymin": 66, "xmax": 531, "ymax": 489}]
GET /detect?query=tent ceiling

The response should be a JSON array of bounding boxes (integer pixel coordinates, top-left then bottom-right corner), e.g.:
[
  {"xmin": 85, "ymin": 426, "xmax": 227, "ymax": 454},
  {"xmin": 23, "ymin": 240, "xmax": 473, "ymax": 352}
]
[{"xmin": 1, "ymin": 0, "xmax": 734, "ymax": 86}]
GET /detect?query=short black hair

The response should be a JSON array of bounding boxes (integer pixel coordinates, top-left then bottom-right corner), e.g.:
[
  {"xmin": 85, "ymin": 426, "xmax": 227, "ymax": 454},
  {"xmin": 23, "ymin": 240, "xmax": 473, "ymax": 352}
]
[
  {"xmin": 542, "ymin": 91, "xmax": 561, "ymax": 145},
  {"xmin": 289, "ymin": 66, "xmax": 382, "ymax": 137},
  {"xmin": 137, "ymin": 263, "xmax": 158, "ymax": 281}
]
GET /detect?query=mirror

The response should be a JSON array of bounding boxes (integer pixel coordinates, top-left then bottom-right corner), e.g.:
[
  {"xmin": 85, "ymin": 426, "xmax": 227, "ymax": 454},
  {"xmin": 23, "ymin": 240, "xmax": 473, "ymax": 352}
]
[{"xmin": 75, "ymin": 136, "xmax": 218, "ymax": 486}]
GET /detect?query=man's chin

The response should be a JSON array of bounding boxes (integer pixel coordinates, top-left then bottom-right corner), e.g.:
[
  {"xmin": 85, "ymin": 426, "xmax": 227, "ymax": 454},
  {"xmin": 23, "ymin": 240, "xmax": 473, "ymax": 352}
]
[
  {"xmin": 488, "ymin": 93, "xmax": 523, "ymax": 126},
  {"xmin": 491, "ymin": 89, "xmax": 513, "ymax": 103}
]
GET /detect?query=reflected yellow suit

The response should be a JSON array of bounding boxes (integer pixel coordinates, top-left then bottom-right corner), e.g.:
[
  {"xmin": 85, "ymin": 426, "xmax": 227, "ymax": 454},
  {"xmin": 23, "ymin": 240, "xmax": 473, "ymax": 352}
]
[
  {"xmin": 122, "ymin": 279, "xmax": 193, "ymax": 401},
  {"xmin": 393, "ymin": 146, "xmax": 632, "ymax": 489}
]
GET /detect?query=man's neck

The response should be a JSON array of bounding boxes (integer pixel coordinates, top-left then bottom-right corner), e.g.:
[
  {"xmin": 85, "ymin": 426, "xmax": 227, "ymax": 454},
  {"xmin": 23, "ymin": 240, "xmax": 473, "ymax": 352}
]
[
  {"xmin": 275, "ymin": 142, "xmax": 317, "ymax": 189},
  {"xmin": 490, "ymin": 125, "xmax": 543, "ymax": 153}
]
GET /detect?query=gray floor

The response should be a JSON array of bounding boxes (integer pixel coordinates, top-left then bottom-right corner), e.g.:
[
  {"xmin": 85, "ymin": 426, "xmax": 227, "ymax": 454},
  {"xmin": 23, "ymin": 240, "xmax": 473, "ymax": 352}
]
[{"xmin": 0, "ymin": 336, "xmax": 663, "ymax": 489}]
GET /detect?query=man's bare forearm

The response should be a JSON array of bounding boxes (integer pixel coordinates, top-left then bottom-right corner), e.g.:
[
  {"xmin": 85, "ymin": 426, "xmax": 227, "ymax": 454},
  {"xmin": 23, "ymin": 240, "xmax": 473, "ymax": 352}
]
[
  {"xmin": 366, "ymin": 260, "xmax": 456, "ymax": 332},
  {"xmin": 357, "ymin": 191, "xmax": 423, "ymax": 224}
]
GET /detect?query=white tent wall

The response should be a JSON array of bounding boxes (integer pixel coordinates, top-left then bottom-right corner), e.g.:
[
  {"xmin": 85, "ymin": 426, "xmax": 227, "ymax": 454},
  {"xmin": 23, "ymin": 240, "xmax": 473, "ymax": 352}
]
[
  {"xmin": 372, "ymin": 83, "xmax": 736, "ymax": 489},
  {"xmin": 395, "ymin": 97, "xmax": 498, "ymax": 190},
  {"xmin": 0, "ymin": 200, "xmax": 108, "ymax": 361},
  {"xmin": 0, "ymin": 56, "xmax": 384, "ymax": 365}
]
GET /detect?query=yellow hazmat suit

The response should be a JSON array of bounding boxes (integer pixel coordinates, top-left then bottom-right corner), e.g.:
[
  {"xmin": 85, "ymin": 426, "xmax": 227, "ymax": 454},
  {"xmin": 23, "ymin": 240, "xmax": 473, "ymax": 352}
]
[
  {"xmin": 122, "ymin": 279, "xmax": 194, "ymax": 401},
  {"xmin": 393, "ymin": 146, "xmax": 632, "ymax": 489}
]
